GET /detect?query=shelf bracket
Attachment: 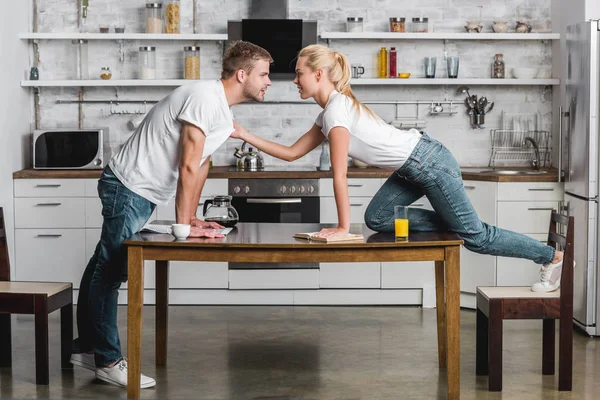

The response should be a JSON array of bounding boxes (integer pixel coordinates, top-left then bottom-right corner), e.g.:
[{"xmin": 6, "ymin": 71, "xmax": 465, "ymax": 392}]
[{"xmin": 118, "ymin": 39, "xmax": 125, "ymax": 63}]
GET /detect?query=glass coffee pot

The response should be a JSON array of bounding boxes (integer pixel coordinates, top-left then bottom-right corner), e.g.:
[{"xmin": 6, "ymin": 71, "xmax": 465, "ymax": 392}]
[{"xmin": 202, "ymin": 195, "xmax": 239, "ymax": 227}]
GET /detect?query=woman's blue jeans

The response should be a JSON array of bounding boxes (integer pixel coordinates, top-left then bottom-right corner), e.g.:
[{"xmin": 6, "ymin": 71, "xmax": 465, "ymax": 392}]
[
  {"xmin": 75, "ymin": 166, "xmax": 155, "ymax": 367},
  {"xmin": 365, "ymin": 133, "xmax": 555, "ymax": 265}
]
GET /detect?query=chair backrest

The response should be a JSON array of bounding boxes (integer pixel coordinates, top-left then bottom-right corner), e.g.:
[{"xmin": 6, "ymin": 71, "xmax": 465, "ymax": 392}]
[
  {"xmin": 0, "ymin": 207, "xmax": 10, "ymax": 281},
  {"xmin": 547, "ymin": 211, "xmax": 574, "ymax": 315}
]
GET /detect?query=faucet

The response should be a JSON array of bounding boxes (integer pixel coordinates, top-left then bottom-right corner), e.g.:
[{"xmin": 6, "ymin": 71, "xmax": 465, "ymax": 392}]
[{"xmin": 523, "ymin": 137, "xmax": 540, "ymax": 170}]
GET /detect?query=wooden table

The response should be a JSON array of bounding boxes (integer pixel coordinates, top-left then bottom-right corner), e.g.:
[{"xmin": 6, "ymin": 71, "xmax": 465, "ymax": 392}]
[{"xmin": 124, "ymin": 223, "xmax": 463, "ymax": 399}]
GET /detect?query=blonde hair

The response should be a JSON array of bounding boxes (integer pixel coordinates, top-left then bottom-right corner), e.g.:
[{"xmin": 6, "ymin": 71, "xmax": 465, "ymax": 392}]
[
  {"xmin": 221, "ymin": 40, "xmax": 273, "ymax": 79},
  {"xmin": 298, "ymin": 45, "xmax": 379, "ymax": 119}
]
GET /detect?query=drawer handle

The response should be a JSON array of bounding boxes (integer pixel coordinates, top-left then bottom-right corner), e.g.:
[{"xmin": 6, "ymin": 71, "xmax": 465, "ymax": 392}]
[
  {"xmin": 348, "ymin": 184, "xmax": 363, "ymax": 187},
  {"xmin": 350, "ymin": 203, "xmax": 364, "ymax": 207},
  {"xmin": 528, "ymin": 188, "xmax": 555, "ymax": 191},
  {"xmin": 411, "ymin": 203, "xmax": 425, "ymax": 207},
  {"xmin": 36, "ymin": 234, "xmax": 63, "ymax": 238},
  {"xmin": 36, "ymin": 203, "xmax": 62, "ymax": 206},
  {"xmin": 35, "ymin": 184, "xmax": 61, "ymax": 188},
  {"xmin": 528, "ymin": 207, "xmax": 554, "ymax": 211},
  {"xmin": 464, "ymin": 185, "xmax": 476, "ymax": 190}
]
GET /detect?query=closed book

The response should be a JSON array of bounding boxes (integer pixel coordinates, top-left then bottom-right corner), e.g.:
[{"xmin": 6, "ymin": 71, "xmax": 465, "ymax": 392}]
[{"xmin": 293, "ymin": 232, "xmax": 364, "ymax": 242}]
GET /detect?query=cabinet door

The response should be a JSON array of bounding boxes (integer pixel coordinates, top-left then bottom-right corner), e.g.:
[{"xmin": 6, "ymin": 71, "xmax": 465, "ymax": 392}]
[
  {"xmin": 320, "ymin": 197, "xmax": 371, "ymax": 223},
  {"xmin": 15, "ymin": 229, "xmax": 86, "ymax": 287},
  {"xmin": 14, "ymin": 198, "xmax": 86, "ymax": 228},
  {"xmin": 497, "ymin": 201, "xmax": 558, "ymax": 233},
  {"xmin": 459, "ymin": 181, "xmax": 497, "ymax": 296},
  {"xmin": 496, "ymin": 233, "xmax": 547, "ymax": 286}
]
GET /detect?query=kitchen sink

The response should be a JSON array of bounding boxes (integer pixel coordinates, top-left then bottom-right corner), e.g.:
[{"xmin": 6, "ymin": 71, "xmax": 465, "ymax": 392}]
[{"xmin": 479, "ymin": 169, "xmax": 550, "ymax": 175}]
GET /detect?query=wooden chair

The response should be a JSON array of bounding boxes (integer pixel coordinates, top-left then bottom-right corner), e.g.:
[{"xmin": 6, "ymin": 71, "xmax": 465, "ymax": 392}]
[
  {"xmin": 476, "ymin": 211, "xmax": 574, "ymax": 392},
  {"xmin": 0, "ymin": 207, "xmax": 73, "ymax": 384}
]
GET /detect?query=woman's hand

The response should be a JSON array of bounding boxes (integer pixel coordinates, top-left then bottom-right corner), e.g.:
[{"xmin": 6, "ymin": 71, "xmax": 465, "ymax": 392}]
[
  {"xmin": 231, "ymin": 120, "xmax": 248, "ymax": 140},
  {"xmin": 188, "ymin": 226, "xmax": 224, "ymax": 238},
  {"xmin": 313, "ymin": 226, "xmax": 349, "ymax": 238},
  {"xmin": 191, "ymin": 217, "xmax": 224, "ymax": 229}
]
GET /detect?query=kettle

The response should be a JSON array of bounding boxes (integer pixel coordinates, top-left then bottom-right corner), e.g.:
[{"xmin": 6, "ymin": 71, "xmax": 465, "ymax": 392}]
[
  {"xmin": 202, "ymin": 195, "xmax": 239, "ymax": 227},
  {"xmin": 233, "ymin": 141, "xmax": 264, "ymax": 171}
]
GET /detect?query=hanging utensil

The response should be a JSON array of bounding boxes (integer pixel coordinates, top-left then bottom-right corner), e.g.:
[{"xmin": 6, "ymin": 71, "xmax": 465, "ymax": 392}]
[
  {"xmin": 471, "ymin": 95, "xmax": 479, "ymax": 113},
  {"xmin": 479, "ymin": 96, "xmax": 488, "ymax": 111},
  {"xmin": 464, "ymin": 97, "xmax": 473, "ymax": 110},
  {"xmin": 485, "ymin": 102, "xmax": 495, "ymax": 114}
]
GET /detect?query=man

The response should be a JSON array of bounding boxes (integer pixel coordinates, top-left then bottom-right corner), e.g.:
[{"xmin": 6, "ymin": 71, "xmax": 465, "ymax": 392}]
[{"xmin": 69, "ymin": 41, "xmax": 273, "ymax": 388}]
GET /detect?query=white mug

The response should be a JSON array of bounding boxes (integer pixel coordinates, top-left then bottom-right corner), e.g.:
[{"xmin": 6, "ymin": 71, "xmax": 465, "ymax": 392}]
[{"xmin": 171, "ymin": 224, "xmax": 190, "ymax": 240}]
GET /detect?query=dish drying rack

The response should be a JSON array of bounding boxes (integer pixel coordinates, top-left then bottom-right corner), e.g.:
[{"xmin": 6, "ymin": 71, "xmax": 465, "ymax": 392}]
[{"xmin": 489, "ymin": 130, "xmax": 551, "ymax": 168}]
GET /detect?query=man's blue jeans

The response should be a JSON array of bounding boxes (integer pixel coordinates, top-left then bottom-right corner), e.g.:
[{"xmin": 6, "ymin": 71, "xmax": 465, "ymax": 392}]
[
  {"xmin": 75, "ymin": 166, "xmax": 155, "ymax": 367},
  {"xmin": 365, "ymin": 133, "xmax": 555, "ymax": 265}
]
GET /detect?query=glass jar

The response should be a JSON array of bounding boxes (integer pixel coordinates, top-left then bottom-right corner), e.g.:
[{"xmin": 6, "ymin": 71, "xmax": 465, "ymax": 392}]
[
  {"xmin": 145, "ymin": 3, "xmax": 163, "ymax": 33},
  {"xmin": 378, "ymin": 47, "xmax": 388, "ymax": 78},
  {"xmin": 72, "ymin": 39, "xmax": 89, "ymax": 79},
  {"xmin": 100, "ymin": 67, "xmax": 112, "ymax": 80},
  {"xmin": 165, "ymin": 0, "xmax": 180, "ymax": 34},
  {"xmin": 389, "ymin": 17, "xmax": 405, "ymax": 33},
  {"xmin": 184, "ymin": 46, "xmax": 200, "ymax": 79},
  {"xmin": 412, "ymin": 17, "xmax": 429, "ymax": 33},
  {"xmin": 346, "ymin": 17, "xmax": 364, "ymax": 33},
  {"xmin": 492, "ymin": 53, "xmax": 505, "ymax": 79},
  {"xmin": 139, "ymin": 46, "xmax": 156, "ymax": 79}
]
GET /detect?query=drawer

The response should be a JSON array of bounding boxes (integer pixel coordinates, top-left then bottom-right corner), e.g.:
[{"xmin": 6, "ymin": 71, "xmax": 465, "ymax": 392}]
[
  {"xmin": 498, "ymin": 201, "xmax": 558, "ymax": 233},
  {"xmin": 320, "ymin": 197, "xmax": 371, "ymax": 223},
  {"xmin": 319, "ymin": 262, "xmax": 380, "ymax": 288},
  {"xmin": 15, "ymin": 198, "xmax": 86, "ymax": 228},
  {"xmin": 84, "ymin": 179, "xmax": 99, "ymax": 197},
  {"xmin": 497, "ymin": 182, "xmax": 563, "ymax": 201},
  {"xmin": 15, "ymin": 229, "xmax": 87, "ymax": 287},
  {"xmin": 319, "ymin": 178, "xmax": 382, "ymax": 197},
  {"xmin": 229, "ymin": 269, "xmax": 319, "ymax": 289},
  {"xmin": 14, "ymin": 179, "xmax": 86, "ymax": 197},
  {"xmin": 496, "ymin": 233, "xmax": 547, "ymax": 286}
]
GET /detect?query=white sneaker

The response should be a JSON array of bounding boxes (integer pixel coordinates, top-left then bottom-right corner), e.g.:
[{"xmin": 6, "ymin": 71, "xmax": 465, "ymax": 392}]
[
  {"xmin": 70, "ymin": 352, "xmax": 95, "ymax": 371},
  {"xmin": 96, "ymin": 358, "xmax": 156, "ymax": 389},
  {"xmin": 531, "ymin": 258, "xmax": 568, "ymax": 292}
]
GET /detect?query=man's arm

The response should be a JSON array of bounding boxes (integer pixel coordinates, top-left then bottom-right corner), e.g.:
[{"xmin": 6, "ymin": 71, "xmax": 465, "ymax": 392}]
[{"xmin": 190, "ymin": 155, "xmax": 209, "ymax": 222}]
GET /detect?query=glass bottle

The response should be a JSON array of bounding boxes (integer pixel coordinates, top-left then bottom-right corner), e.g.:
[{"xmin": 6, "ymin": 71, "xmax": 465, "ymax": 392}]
[
  {"xmin": 389, "ymin": 47, "xmax": 397, "ymax": 78},
  {"xmin": 412, "ymin": 17, "xmax": 429, "ymax": 33},
  {"xmin": 139, "ymin": 46, "xmax": 157, "ymax": 79},
  {"xmin": 145, "ymin": 2, "xmax": 163, "ymax": 33},
  {"xmin": 389, "ymin": 17, "xmax": 405, "ymax": 33},
  {"xmin": 184, "ymin": 46, "xmax": 200, "ymax": 79},
  {"xmin": 378, "ymin": 47, "xmax": 388, "ymax": 79},
  {"xmin": 165, "ymin": 0, "xmax": 180, "ymax": 34},
  {"xmin": 346, "ymin": 17, "xmax": 364, "ymax": 33},
  {"xmin": 29, "ymin": 66, "xmax": 39, "ymax": 80},
  {"xmin": 492, "ymin": 53, "xmax": 505, "ymax": 79},
  {"xmin": 72, "ymin": 39, "xmax": 89, "ymax": 79}
]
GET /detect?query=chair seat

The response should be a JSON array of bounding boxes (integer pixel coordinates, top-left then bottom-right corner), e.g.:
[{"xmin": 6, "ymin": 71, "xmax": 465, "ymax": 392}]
[
  {"xmin": 0, "ymin": 281, "xmax": 71, "ymax": 296},
  {"xmin": 477, "ymin": 286, "xmax": 560, "ymax": 300}
]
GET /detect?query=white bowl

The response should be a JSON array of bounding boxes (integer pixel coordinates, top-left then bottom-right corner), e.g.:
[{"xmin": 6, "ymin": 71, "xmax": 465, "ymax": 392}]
[
  {"xmin": 512, "ymin": 68, "xmax": 538, "ymax": 79},
  {"xmin": 171, "ymin": 224, "xmax": 190, "ymax": 240},
  {"xmin": 352, "ymin": 158, "xmax": 369, "ymax": 168}
]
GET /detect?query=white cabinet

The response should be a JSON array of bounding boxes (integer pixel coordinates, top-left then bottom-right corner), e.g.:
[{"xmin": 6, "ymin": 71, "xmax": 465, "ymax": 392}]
[{"xmin": 229, "ymin": 269, "xmax": 319, "ymax": 289}]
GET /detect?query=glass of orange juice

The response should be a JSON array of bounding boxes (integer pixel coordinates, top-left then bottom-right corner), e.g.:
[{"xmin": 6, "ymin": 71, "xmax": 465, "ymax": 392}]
[{"xmin": 394, "ymin": 205, "xmax": 409, "ymax": 241}]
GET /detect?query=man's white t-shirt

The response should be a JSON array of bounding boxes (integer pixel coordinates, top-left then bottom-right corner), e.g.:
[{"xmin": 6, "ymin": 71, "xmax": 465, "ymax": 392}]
[
  {"xmin": 110, "ymin": 80, "xmax": 234, "ymax": 205},
  {"xmin": 315, "ymin": 91, "xmax": 422, "ymax": 171}
]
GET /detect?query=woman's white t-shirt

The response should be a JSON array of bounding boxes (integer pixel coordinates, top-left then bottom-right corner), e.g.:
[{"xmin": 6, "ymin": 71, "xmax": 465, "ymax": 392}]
[
  {"xmin": 315, "ymin": 91, "xmax": 422, "ymax": 171},
  {"xmin": 110, "ymin": 80, "xmax": 234, "ymax": 205}
]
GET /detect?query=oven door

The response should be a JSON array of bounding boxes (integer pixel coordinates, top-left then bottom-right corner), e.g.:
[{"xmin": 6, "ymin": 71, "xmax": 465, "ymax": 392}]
[
  {"xmin": 230, "ymin": 196, "xmax": 320, "ymax": 270},
  {"xmin": 232, "ymin": 196, "xmax": 319, "ymax": 223}
]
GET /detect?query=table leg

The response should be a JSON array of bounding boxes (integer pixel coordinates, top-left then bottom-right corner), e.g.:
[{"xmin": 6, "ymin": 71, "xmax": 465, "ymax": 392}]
[
  {"xmin": 434, "ymin": 260, "xmax": 446, "ymax": 368},
  {"xmin": 127, "ymin": 246, "xmax": 144, "ymax": 400},
  {"xmin": 156, "ymin": 260, "xmax": 169, "ymax": 366},
  {"xmin": 445, "ymin": 246, "xmax": 460, "ymax": 400}
]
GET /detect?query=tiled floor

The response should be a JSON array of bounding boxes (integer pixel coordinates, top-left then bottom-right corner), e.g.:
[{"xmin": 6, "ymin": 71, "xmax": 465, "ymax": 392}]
[{"xmin": 0, "ymin": 306, "xmax": 598, "ymax": 399}]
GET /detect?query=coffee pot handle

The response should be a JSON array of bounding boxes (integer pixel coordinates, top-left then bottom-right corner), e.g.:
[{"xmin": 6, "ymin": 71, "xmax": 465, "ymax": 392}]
[{"xmin": 202, "ymin": 199, "xmax": 213, "ymax": 217}]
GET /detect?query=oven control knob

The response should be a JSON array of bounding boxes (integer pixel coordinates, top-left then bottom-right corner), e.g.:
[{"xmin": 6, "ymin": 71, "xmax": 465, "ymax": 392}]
[
  {"xmin": 233, "ymin": 186, "xmax": 241, "ymax": 194},
  {"xmin": 308, "ymin": 185, "xmax": 315, "ymax": 194},
  {"xmin": 299, "ymin": 185, "xmax": 306, "ymax": 194},
  {"xmin": 244, "ymin": 186, "xmax": 250, "ymax": 194},
  {"xmin": 290, "ymin": 186, "xmax": 296, "ymax": 194},
  {"xmin": 94, "ymin": 159, "xmax": 102, "ymax": 166},
  {"xmin": 280, "ymin": 185, "xmax": 287, "ymax": 194}
]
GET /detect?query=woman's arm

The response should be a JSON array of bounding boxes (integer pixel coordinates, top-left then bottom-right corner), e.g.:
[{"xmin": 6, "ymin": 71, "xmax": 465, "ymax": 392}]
[
  {"xmin": 314, "ymin": 126, "xmax": 351, "ymax": 237},
  {"xmin": 232, "ymin": 122, "xmax": 325, "ymax": 162}
]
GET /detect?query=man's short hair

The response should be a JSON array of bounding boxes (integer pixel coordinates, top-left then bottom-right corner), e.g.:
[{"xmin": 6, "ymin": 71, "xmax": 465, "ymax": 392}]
[{"xmin": 221, "ymin": 41, "xmax": 273, "ymax": 79}]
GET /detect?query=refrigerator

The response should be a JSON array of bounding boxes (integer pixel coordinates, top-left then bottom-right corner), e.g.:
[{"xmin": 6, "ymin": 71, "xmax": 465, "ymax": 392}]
[{"xmin": 562, "ymin": 20, "xmax": 600, "ymax": 336}]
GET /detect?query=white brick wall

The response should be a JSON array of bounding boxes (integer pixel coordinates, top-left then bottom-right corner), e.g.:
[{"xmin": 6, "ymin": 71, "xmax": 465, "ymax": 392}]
[{"xmin": 32, "ymin": 0, "xmax": 553, "ymax": 167}]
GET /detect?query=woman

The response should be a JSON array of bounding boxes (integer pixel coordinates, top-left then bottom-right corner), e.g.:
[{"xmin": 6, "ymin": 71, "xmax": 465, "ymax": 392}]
[{"xmin": 231, "ymin": 44, "xmax": 563, "ymax": 293}]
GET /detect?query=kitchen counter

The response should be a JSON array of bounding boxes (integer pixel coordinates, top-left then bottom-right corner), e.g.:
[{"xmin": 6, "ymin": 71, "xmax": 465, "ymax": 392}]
[{"xmin": 13, "ymin": 166, "xmax": 559, "ymax": 182}]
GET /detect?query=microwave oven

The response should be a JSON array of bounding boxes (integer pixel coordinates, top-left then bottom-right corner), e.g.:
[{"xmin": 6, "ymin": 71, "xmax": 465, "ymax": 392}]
[{"xmin": 33, "ymin": 128, "xmax": 110, "ymax": 169}]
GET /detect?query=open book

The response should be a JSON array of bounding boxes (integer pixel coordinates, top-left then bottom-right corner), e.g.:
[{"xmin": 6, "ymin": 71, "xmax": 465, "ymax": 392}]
[{"xmin": 293, "ymin": 232, "xmax": 364, "ymax": 243}]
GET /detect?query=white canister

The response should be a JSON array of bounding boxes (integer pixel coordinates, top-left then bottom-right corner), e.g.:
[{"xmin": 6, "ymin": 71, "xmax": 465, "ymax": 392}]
[{"xmin": 139, "ymin": 46, "xmax": 156, "ymax": 79}]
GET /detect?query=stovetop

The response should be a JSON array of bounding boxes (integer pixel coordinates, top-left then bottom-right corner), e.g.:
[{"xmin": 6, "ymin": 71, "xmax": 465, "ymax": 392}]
[{"xmin": 228, "ymin": 166, "xmax": 320, "ymax": 172}]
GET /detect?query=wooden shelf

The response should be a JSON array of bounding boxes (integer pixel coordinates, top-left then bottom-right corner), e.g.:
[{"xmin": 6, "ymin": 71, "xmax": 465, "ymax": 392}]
[
  {"xmin": 21, "ymin": 79, "xmax": 205, "ymax": 87},
  {"xmin": 350, "ymin": 78, "xmax": 560, "ymax": 86},
  {"xmin": 320, "ymin": 32, "xmax": 560, "ymax": 40},
  {"xmin": 19, "ymin": 33, "xmax": 227, "ymax": 41}
]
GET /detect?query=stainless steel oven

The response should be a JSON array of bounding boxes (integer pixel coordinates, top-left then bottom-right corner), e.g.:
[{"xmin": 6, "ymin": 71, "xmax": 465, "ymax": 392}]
[{"xmin": 228, "ymin": 178, "xmax": 319, "ymax": 269}]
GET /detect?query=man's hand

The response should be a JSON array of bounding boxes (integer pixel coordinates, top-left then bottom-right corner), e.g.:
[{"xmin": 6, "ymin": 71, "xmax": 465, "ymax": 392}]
[
  {"xmin": 313, "ymin": 226, "xmax": 349, "ymax": 238},
  {"xmin": 230, "ymin": 120, "xmax": 248, "ymax": 140},
  {"xmin": 191, "ymin": 218, "xmax": 224, "ymax": 229},
  {"xmin": 189, "ymin": 227, "xmax": 224, "ymax": 238}
]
